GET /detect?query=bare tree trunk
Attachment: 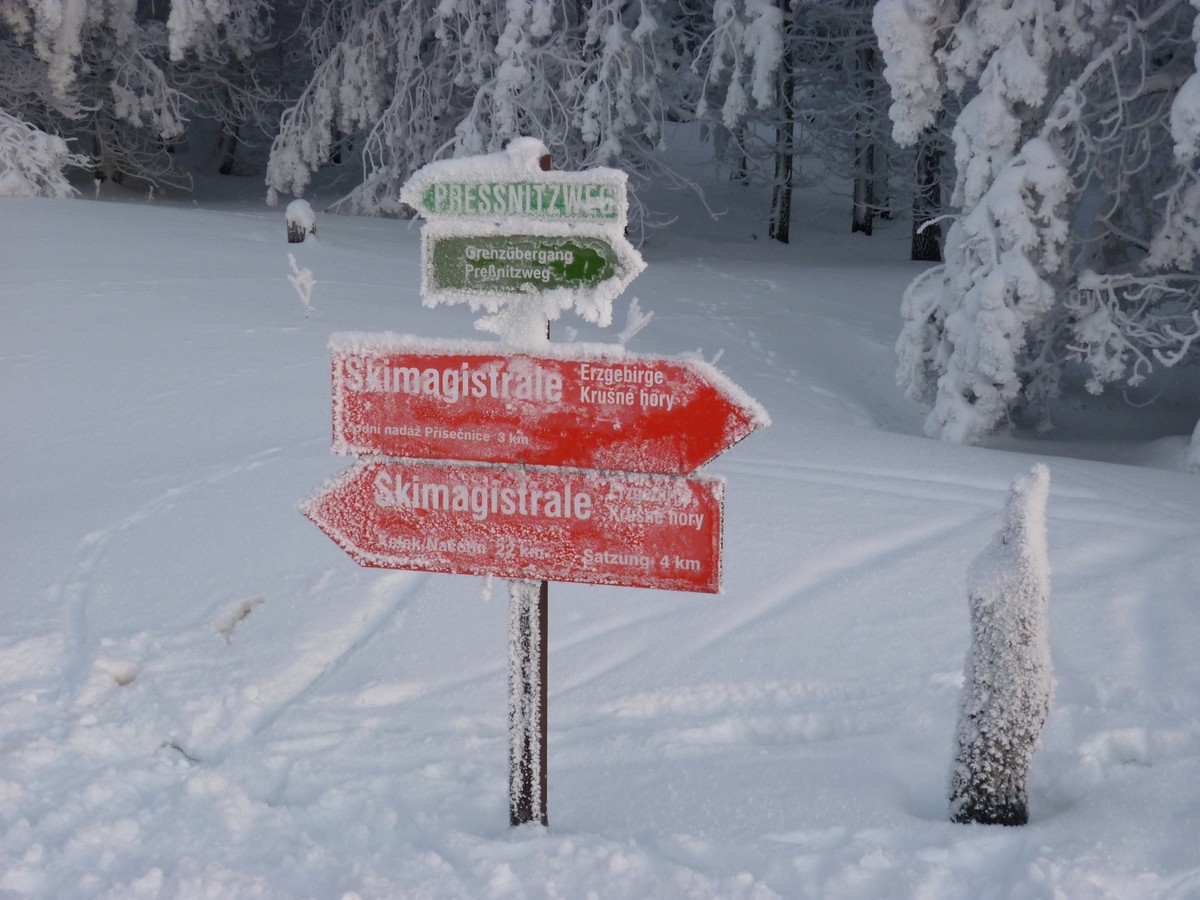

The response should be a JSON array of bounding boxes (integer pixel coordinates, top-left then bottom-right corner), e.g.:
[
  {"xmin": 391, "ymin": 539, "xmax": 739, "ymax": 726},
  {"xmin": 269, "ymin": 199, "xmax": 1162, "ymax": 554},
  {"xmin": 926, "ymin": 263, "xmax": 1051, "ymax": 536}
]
[
  {"xmin": 912, "ymin": 124, "xmax": 943, "ymax": 262},
  {"xmin": 851, "ymin": 44, "xmax": 877, "ymax": 236},
  {"xmin": 877, "ymin": 140, "xmax": 893, "ymax": 220},
  {"xmin": 769, "ymin": 16, "xmax": 796, "ymax": 244},
  {"xmin": 730, "ymin": 124, "xmax": 750, "ymax": 184},
  {"xmin": 851, "ymin": 135, "xmax": 875, "ymax": 235},
  {"xmin": 217, "ymin": 120, "xmax": 240, "ymax": 176}
]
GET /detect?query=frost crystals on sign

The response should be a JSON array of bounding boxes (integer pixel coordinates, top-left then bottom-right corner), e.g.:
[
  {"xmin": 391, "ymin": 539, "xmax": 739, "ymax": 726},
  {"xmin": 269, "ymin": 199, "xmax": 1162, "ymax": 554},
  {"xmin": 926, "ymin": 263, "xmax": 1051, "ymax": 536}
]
[{"xmin": 401, "ymin": 138, "xmax": 645, "ymax": 349}]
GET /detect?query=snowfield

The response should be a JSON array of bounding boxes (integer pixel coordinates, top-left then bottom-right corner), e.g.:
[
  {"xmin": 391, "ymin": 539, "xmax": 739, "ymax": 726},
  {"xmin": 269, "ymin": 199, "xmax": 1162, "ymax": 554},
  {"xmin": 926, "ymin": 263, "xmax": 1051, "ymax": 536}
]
[{"xmin": 3, "ymin": 168, "xmax": 1200, "ymax": 898}]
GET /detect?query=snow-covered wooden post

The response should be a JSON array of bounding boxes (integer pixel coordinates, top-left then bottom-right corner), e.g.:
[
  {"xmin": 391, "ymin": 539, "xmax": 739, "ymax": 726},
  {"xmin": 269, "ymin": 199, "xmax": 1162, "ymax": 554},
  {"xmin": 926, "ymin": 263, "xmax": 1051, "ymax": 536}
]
[
  {"xmin": 508, "ymin": 577, "xmax": 548, "ymax": 826},
  {"xmin": 950, "ymin": 464, "xmax": 1053, "ymax": 826},
  {"xmin": 286, "ymin": 199, "xmax": 316, "ymax": 243}
]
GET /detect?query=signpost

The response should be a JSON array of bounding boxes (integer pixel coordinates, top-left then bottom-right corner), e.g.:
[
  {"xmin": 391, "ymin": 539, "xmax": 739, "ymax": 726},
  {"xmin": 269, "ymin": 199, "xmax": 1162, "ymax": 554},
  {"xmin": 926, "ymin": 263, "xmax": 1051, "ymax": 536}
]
[
  {"xmin": 302, "ymin": 460, "xmax": 723, "ymax": 593},
  {"xmin": 329, "ymin": 339, "xmax": 763, "ymax": 474},
  {"xmin": 302, "ymin": 138, "xmax": 768, "ymax": 829}
]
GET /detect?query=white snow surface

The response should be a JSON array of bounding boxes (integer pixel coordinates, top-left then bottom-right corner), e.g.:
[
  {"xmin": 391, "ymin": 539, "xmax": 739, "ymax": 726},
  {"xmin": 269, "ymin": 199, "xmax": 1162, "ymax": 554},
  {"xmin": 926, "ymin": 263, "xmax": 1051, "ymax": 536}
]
[{"xmin": 3, "ymin": 138, "xmax": 1200, "ymax": 897}]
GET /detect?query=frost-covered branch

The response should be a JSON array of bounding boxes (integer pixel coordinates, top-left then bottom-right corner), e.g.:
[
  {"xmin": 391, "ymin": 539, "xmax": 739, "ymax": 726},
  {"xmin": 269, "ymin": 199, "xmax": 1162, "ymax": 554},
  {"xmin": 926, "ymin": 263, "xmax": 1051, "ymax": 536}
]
[
  {"xmin": 266, "ymin": 1, "xmax": 691, "ymax": 238},
  {"xmin": 0, "ymin": 107, "xmax": 89, "ymax": 197}
]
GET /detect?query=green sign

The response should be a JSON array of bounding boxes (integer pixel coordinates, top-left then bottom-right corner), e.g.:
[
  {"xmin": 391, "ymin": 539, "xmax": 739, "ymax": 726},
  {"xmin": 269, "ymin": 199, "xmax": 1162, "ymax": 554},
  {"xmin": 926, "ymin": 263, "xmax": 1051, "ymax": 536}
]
[
  {"xmin": 427, "ymin": 234, "xmax": 629, "ymax": 295},
  {"xmin": 419, "ymin": 180, "xmax": 621, "ymax": 222}
]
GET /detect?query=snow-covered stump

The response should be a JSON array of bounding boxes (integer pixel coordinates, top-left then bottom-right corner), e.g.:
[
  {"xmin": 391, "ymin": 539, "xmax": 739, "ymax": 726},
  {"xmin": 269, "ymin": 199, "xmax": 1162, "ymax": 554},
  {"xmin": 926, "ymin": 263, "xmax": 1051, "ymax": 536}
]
[
  {"xmin": 509, "ymin": 579, "xmax": 548, "ymax": 827},
  {"xmin": 286, "ymin": 199, "xmax": 316, "ymax": 243},
  {"xmin": 950, "ymin": 464, "xmax": 1053, "ymax": 827}
]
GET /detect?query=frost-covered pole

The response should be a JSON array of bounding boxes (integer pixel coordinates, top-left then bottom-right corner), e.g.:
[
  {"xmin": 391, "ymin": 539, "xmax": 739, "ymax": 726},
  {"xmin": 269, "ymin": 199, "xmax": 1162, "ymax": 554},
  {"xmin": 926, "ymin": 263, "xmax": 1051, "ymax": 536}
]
[
  {"xmin": 505, "ymin": 305, "xmax": 550, "ymax": 827},
  {"xmin": 950, "ymin": 464, "xmax": 1053, "ymax": 826},
  {"xmin": 509, "ymin": 578, "xmax": 548, "ymax": 826},
  {"xmin": 506, "ymin": 306, "xmax": 552, "ymax": 828},
  {"xmin": 507, "ymin": 144, "xmax": 553, "ymax": 828}
]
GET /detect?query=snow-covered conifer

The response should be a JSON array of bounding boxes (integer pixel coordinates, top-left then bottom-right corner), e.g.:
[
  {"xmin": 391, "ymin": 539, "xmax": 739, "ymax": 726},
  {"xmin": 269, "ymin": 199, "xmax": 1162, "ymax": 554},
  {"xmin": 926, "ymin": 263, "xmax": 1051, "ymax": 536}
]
[
  {"xmin": 881, "ymin": 0, "xmax": 1200, "ymax": 442},
  {"xmin": 695, "ymin": 0, "xmax": 783, "ymax": 132},
  {"xmin": 873, "ymin": 0, "xmax": 956, "ymax": 146},
  {"xmin": 267, "ymin": 1, "xmax": 683, "ymax": 233},
  {"xmin": 950, "ymin": 464, "xmax": 1052, "ymax": 827}
]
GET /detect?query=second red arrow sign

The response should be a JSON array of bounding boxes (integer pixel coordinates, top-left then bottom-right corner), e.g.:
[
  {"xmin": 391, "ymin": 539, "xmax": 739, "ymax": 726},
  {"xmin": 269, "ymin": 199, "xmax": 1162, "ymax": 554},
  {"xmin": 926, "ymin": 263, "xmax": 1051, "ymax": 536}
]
[
  {"xmin": 329, "ymin": 336, "xmax": 768, "ymax": 474},
  {"xmin": 302, "ymin": 460, "xmax": 724, "ymax": 592}
]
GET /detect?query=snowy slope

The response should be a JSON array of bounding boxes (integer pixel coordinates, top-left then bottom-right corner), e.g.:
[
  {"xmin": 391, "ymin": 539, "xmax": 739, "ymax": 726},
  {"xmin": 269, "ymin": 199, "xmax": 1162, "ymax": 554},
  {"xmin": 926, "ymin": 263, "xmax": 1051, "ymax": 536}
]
[{"xmin": 2, "ymin": 165, "xmax": 1200, "ymax": 898}]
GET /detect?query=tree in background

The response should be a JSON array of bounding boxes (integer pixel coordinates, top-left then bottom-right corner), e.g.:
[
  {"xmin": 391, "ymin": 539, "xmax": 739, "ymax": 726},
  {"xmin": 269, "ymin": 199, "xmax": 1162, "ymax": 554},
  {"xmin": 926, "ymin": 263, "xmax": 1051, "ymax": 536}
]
[
  {"xmin": 0, "ymin": 108, "xmax": 89, "ymax": 196},
  {"xmin": 909, "ymin": 122, "xmax": 944, "ymax": 262},
  {"xmin": 950, "ymin": 464, "xmax": 1052, "ymax": 827},
  {"xmin": 0, "ymin": 0, "xmax": 282, "ymax": 190},
  {"xmin": 1, "ymin": 0, "xmax": 188, "ymax": 186},
  {"xmin": 879, "ymin": 0, "xmax": 1200, "ymax": 443},
  {"xmin": 695, "ymin": 0, "xmax": 924, "ymax": 244},
  {"xmin": 166, "ymin": 0, "xmax": 283, "ymax": 177},
  {"xmin": 1, "ymin": 0, "xmax": 949, "ymax": 253},
  {"xmin": 265, "ymin": 0, "xmax": 689, "ymax": 235},
  {"xmin": 694, "ymin": 0, "xmax": 788, "ymax": 237}
]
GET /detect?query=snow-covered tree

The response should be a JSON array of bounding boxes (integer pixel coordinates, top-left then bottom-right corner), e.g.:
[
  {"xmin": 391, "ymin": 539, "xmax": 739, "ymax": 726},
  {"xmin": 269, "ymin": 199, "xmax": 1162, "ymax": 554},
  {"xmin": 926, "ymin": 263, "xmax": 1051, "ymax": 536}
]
[
  {"xmin": 695, "ymin": 0, "xmax": 785, "ymax": 140},
  {"xmin": 950, "ymin": 464, "xmax": 1052, "ymax": 827},
  {"xmin": 0, "ymin": 107, "xmax": 89, "ymax": 197},
  {"xmin": 0, "ymin": 0, "xmax": 186, "ymax": 185},
  {"xmin": 879, "ymin": 0, "xmax": 1200, "ymax": 443},
  {"xmin": 166, "ymin": 0, "xmax": 283, "ymax": 177},
  {"xmin": 694, "ymin": 0, "xmax": 797, "ymax": 238},
  {"xmin": 0, "ymin": 0, "xmax": 282, "ymax": 188},
  {"xmin": 266, "ymin": 1, "xmax": 686, "ymax": 233},
  {"xmin": 696, "ymin": 1, "xmax": 924, "ymax": 243}
]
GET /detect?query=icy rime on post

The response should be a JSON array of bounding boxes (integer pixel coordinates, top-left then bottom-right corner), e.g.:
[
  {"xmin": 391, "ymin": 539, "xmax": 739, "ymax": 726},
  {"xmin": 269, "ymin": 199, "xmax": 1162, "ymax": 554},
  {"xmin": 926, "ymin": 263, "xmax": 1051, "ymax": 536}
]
[
  {"xmin": 508, "ymin": 579, "xmax": 547, "ymax": 827},
  {"xmin": 950, "ymin": 465, "xmax": 1053, "ymax": 827}
]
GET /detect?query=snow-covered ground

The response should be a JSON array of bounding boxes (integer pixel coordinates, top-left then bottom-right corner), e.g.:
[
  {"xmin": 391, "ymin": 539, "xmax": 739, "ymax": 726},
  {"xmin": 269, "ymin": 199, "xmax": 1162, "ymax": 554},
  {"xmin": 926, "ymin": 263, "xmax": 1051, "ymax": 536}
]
[{"xmin": 3, "ymin": 149, "xmax": 1200, "ymax": 897}]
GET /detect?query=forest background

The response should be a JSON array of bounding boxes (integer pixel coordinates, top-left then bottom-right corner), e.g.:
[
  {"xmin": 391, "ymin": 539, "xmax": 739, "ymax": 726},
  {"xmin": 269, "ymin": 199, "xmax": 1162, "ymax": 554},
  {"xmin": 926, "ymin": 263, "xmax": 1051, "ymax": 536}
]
[{"xmin": 4, "ymin": 0, "xmax": 1200, "ymax": 445}]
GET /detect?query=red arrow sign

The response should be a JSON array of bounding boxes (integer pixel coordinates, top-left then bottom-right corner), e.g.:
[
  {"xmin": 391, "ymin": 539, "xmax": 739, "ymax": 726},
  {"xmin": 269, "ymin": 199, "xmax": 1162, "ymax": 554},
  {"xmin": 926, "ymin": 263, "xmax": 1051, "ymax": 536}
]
[
  {"xmin": 302, "ymin": 460, "xmax": 723, "ymax": 592},
  {"xmin": 330, "ymin": 337, "xmax": 767, "ymax": 474}
]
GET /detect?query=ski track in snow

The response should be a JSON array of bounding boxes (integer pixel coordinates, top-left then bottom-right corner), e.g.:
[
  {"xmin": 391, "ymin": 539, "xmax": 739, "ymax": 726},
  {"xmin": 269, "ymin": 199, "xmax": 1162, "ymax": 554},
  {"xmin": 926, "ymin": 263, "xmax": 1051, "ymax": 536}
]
[
  {"xmin": 30, "ymin": 441, "xmax": 430, "ymax": 773},
  {"xmin": 723, "ymin": 456, "xmax": 1006, "ymax": 507},
  {"xmin": 178, "ymin": 570, "xmax": 427, "ymax": 763},
  {"xmin": 689, "ymin": 506, "xmax": 992, "ymax": 657},
  {"xmin": 50, "ymin": 447, "xmax": 289, "ymax": 709}
]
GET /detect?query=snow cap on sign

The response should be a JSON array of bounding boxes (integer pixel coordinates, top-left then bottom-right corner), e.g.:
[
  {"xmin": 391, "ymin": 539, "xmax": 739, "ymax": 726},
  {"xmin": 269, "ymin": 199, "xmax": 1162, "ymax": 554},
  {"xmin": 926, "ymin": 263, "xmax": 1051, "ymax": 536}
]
[
  {"xmin": 504, "ymin": 137, "xmax": 551, "ymax": 171},
  {"xmin": 402, "ymin": 138, "xmax": 551, "ymax": 195}
]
